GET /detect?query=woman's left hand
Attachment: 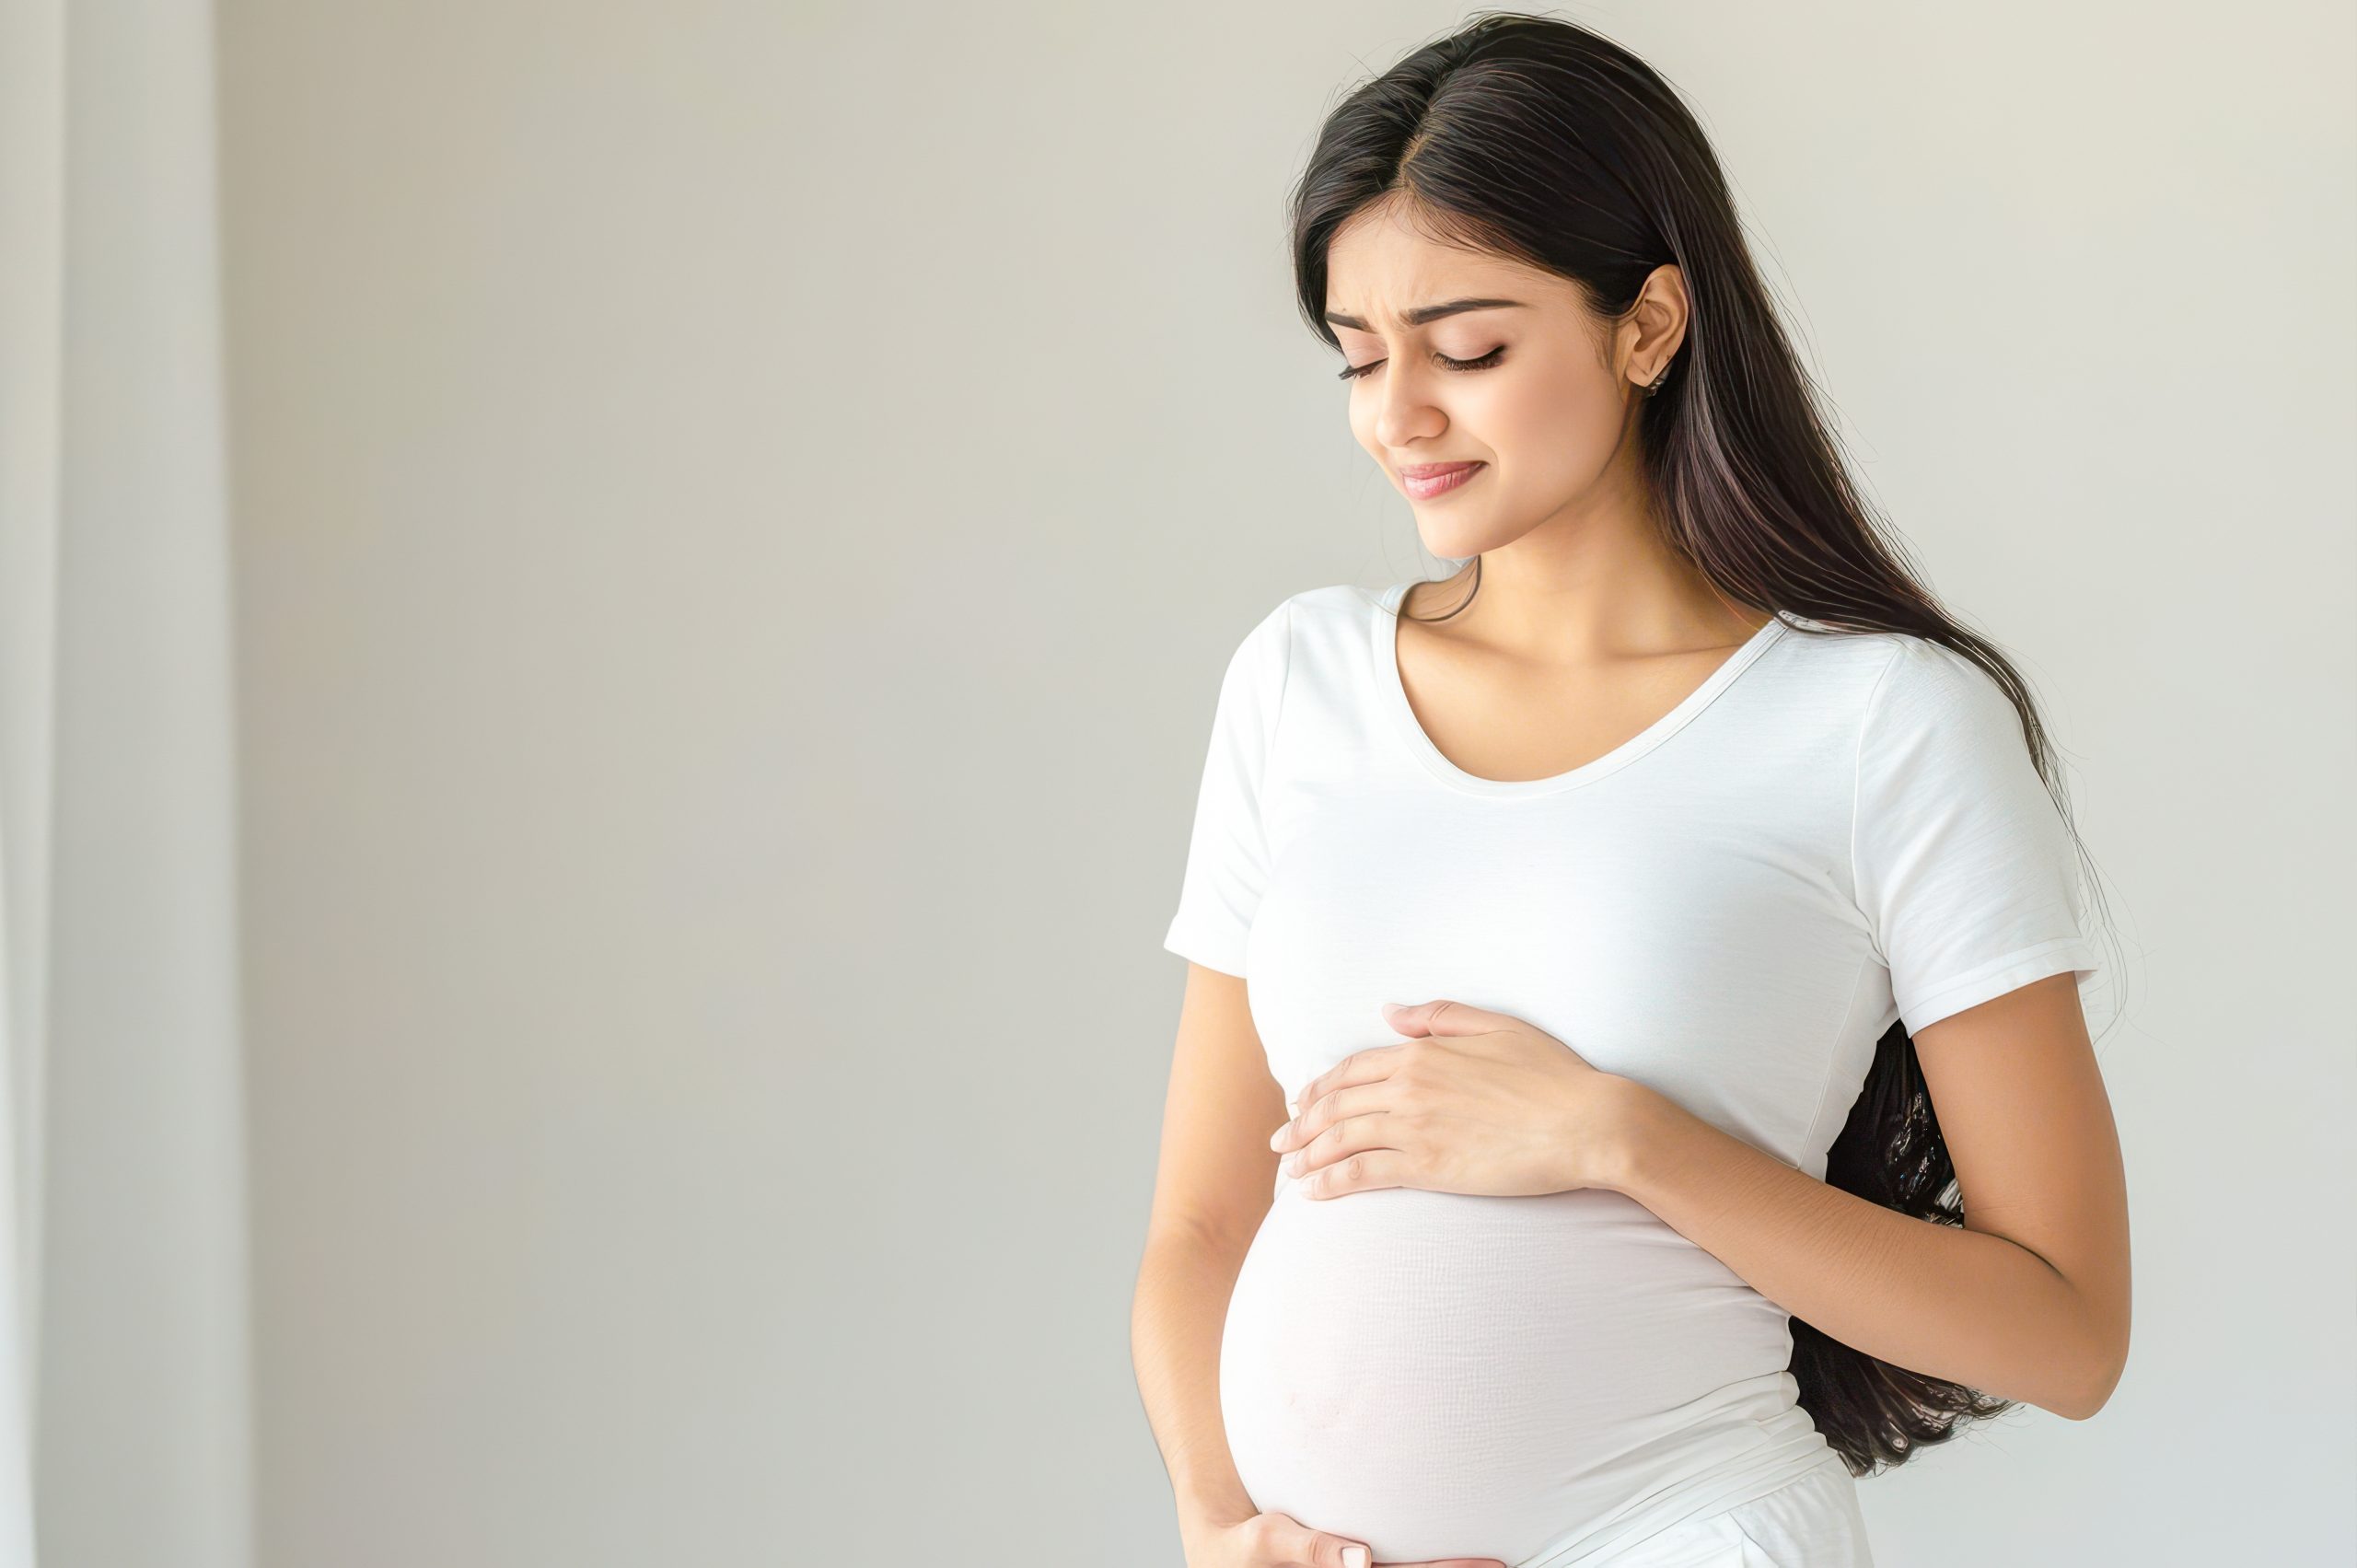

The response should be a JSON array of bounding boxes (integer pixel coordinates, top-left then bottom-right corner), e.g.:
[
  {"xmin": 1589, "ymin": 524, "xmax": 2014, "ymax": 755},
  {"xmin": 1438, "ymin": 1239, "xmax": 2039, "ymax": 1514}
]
[{"xmin": 1271, "ymin": 999, "xmax": 1645, "ymax": 1200}]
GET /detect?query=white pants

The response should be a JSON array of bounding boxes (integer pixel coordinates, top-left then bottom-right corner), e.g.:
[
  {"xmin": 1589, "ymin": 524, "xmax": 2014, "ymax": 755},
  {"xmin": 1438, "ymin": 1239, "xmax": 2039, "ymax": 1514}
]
[{"xmin": 1579, "ymin": 1459, "xmax": 1875, "ymax": 1567}]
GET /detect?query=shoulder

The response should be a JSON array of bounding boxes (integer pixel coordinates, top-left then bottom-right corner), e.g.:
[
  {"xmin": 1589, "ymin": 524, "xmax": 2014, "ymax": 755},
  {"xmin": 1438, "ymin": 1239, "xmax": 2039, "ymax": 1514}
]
[
  {"xmin": 1279, "ymin": 580, "xmax": 1384, "ymax": 631},
  {"xmin": 1195, "ymin": 589, "xmax": 1306, "ymax": 714},
  {"xmin": 1771, "ymin": 622, "xmax": 2014, "ymax": 725},
  {"xmin": 1805, "ymin": 629, "xmax": 2044, "ymax": 805},
  {"xmin": 1856, "ymin": 631, "xmax": 2025, "ymax": 744},
  {"xmin": 1743, "ymin": 624, "xmax": 2036, "ymax": 786},
  {"xmin": 1219, "ymin": 581, "xmax": 1378, "ymax": 664},
  {"xmin": 1229, "ymin": 580, "xmax": 1369, "ymax": 632}
]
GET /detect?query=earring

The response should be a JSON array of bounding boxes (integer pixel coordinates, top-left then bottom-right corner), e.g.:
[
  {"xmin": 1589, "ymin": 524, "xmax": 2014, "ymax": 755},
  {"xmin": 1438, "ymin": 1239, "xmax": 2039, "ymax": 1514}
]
[{"xmin": 1642, "ymin": 363, "xmax": 1672, "ymax": 397}]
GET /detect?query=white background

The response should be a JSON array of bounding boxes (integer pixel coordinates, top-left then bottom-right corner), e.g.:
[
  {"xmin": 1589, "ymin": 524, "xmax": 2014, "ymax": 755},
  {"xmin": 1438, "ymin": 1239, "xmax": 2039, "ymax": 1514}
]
[{"xmin": 25, "ymin": 3, "xmax": 2343, "ymax": 1565}]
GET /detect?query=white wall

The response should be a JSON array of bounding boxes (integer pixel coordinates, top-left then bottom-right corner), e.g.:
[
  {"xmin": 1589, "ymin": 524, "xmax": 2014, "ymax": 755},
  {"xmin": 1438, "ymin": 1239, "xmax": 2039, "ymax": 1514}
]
[
  {"xmin": 19, "ymin": 3, "xmax": 252, "ymax": 1567},
  {"xmin": 215, "ymin": 3, "xmax": 2354, "ymax": 1565}
]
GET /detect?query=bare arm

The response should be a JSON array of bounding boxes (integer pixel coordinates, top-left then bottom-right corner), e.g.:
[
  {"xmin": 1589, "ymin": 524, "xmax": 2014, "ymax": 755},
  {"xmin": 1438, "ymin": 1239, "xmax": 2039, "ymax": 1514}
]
[
  {"xmin": 1607, "ymin": 971, "xmax": 2132, "ymax": 1420},
  {"xmin": 1131, "ymin": 962, "xmax": 1288, "ymax": 1531}
]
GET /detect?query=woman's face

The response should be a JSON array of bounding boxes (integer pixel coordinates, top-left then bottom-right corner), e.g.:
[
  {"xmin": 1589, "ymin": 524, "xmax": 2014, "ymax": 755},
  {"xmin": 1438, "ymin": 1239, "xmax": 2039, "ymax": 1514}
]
[{"xmin": 1324, "ymin": 202, "xmax": 1680, "ymax": 561}]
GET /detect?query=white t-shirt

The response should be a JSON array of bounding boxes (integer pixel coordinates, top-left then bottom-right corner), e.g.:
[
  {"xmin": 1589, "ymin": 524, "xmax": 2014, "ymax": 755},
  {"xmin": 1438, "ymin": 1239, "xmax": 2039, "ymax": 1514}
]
[{"xmin": 1161, "ymin": 581, "xmax": 2102, "ymax": 1567}]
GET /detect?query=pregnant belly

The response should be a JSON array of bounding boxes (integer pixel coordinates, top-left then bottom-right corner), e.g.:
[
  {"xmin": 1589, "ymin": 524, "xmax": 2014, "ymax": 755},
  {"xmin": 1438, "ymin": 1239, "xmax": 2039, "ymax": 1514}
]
[{"xmin": 1219, "ymin": 1179, "xmax": 1794, "ymax": 1567}]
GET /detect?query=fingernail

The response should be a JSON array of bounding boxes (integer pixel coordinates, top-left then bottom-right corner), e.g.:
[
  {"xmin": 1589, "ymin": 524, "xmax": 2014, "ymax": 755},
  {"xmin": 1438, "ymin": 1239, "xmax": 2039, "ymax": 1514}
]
[
  {"xmin": 1342, "ymin": 1547, "xmax": 1368, "ymax": 1568},
  {"xmin": 1285, "ymin": 1100, "xmax": 1299, "ymax": 1118}
]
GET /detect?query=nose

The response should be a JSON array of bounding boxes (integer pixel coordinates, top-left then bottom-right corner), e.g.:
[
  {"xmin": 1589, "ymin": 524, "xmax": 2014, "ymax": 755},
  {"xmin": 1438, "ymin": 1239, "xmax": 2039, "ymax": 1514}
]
[{"xmin": 1371, "ymin": 362, "xmax": 1448, "ymax": 449}]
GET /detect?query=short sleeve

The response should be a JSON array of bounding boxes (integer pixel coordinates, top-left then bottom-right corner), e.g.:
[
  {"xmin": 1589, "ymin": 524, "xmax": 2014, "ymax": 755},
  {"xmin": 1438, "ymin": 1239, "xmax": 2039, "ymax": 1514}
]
[
  {"xmin": 1853, "ymin": 637, "xmax": 2101, "ymax": 1034},
  {"xmin": 1161, "ymin": 598, "xmax": 1294, "ymax": 978}
]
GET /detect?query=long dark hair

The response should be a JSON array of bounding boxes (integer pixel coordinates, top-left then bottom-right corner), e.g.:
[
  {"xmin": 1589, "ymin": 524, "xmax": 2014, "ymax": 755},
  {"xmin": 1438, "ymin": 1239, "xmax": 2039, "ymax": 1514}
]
[{"xmin": 1288, "ymin": 10, "xmax": 2118, "ymax": 1478}]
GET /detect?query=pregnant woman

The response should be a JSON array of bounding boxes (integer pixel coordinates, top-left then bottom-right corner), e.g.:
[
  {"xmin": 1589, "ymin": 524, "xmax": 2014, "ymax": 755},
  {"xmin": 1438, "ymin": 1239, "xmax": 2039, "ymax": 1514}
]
[{"xmin": 1130, "ymin": 15, "xmax": 2131, "ymax": 1568}]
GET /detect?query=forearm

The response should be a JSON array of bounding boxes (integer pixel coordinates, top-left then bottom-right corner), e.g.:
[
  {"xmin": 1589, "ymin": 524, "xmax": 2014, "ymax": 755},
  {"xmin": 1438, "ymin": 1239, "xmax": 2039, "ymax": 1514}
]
[
  {"xmin": 1131, "ymin": 1224, "xmax": 1258, "ymax": 1527},
  {"xmin": 1604, "ymin": 1081, "xmax": 2117, "ymax": 1420}
]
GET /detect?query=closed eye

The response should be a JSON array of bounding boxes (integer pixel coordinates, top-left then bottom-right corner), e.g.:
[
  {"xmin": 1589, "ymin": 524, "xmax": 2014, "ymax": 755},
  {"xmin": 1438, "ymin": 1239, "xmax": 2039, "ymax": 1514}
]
[{"xmin": 1337, "ymin": 346, "xmax": 1508, "ymax": 381}]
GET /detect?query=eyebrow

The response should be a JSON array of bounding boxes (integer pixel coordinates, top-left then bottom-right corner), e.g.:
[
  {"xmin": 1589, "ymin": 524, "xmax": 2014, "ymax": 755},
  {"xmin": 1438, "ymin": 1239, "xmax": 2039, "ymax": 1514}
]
[{"xmin": 1323, "ymin": 297, "xmax": 1530, "ymax": 331}]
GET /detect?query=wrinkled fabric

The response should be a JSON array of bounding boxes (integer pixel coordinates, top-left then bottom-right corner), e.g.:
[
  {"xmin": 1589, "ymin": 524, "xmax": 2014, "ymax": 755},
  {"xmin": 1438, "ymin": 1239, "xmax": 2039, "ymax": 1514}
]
[{"xmin": 1568, "ymin": 1460, "xmax": 1875, "ymax": 1567}]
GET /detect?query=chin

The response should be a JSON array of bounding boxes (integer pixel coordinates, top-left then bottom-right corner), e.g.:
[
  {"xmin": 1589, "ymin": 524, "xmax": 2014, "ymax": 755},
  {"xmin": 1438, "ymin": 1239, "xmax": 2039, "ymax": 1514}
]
[{"xmin": 1412, "ymin": 519, "xmax": 1515, "ymax": 561}]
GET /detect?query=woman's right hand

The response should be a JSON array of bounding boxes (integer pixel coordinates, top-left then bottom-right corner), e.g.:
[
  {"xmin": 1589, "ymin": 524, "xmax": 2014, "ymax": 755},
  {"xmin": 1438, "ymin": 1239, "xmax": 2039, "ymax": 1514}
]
[{"xmin": 1180, "ymin": 1505, "xmax": 1507, "ymax": 1568}]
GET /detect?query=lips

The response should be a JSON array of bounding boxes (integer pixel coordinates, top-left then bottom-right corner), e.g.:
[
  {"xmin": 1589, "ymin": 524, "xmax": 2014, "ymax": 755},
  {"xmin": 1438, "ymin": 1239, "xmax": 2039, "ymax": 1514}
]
[{"xmin": 1399, "ymin": 460, "xmax": 1486, "ymax": 500}]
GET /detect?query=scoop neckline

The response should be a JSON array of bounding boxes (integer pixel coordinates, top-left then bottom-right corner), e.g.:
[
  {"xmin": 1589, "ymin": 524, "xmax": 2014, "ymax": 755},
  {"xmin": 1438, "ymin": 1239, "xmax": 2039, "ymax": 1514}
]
[{"xmin": 1369, "ymin": 580, "xmax": 1789, "ymax": 798}]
